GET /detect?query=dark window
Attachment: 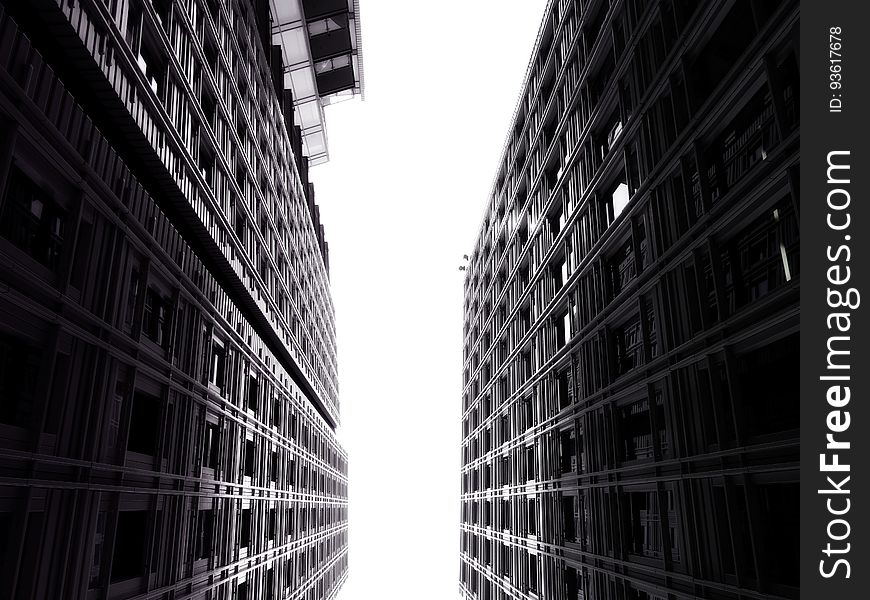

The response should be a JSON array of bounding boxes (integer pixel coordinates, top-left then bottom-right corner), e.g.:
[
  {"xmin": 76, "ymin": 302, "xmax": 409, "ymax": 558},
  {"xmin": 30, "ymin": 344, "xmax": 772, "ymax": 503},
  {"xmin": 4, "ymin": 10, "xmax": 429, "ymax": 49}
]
[
  {"xmin": 240, "ymin": 508, "xmax": 251, "ymax": 548},
  {"xmin": 757, "ymin": 482, "xmax": 799, "ymax": 586},
  {"xmin": 197, "ymin": 139, "xmax": 215, "ymax": 183},
  {"xmin": 142, "ymin": 286, "xmax": 172, "ymax": 348},
  {"xmin": 125, "ymin": 269, "xmax": 140, "ymax": 327},
  {"xmin": 708, "ymin": 87, "xmax": 779, "ymax": 198},
  {"xmin": 528, "ymin": 553, "xmax": 538, "ymax": 592},
  {"xmin": 565, "ymin": 565, "xmax": 579, "ymax": 598},
  {"xmin": 525, "ymin": 445, "xmax": 535, "ymax": 481},
  {"xmin": 235, "ymin": 210, "xmax": 247, "ymax": 243},
  {"xmin": 0, "ymin": 511, "xmax": 10, "ymax": 572},
  {"xmin": 523, "ymin": 396, "xmax": 533, "ymax": 429},
  {"xmin": 627, "ymin": 490, "xmax": 663, "ymax": 558},
  {"xmin": 0, "ymin": 332, "xmax": 41, "ymax": 427},
  {"xmin": 127, "ymin": 390, "xmax": 161, "ymax": 455},
  {"xmin": 266, "ymin": 567, "xmax": 275, "ymax": 600},
  {"xmin": 70, "ymin": 220, "xmax": 93, "ymax": 288},
  {"xmin": 735, "ymin": 334, "xmax": 799, "ymax": 437},
  {"xmin": 562, "ymin": 495, "xmax": 577, "ymax": 541},
  {"xmin": 607, "ymin": 239, "xmax": 636, "ymax": 299},
  {"xmin": 555, "ymin": 307, "xmax": 568, "ymax": 348},
  {"xmin": 527, "ymin": 498, "xmax": 536, "ymax": 535},
  {"xmin": 620, "ymin": 394, "xmax": 668, "ymax": 461},
  {"xmin": 209, "ymin": 341, "xmax": 226, "ymax": 389},
  {"xmin": 125, "ymin": 0, "xmax": 143, "ymax": 50},
  {"xmin": 626, "ymin": 140, "xmax": 643, "ymax": 194},
  {"xmin": 111, "ymin": 510, "xmax": 148, "ymax": 582},
  {"xmin": 548, "ymin": 205, "xmax": 563, "ymax": 238},
  {"xmin": 0, "ymin": 167, "xmax": 66, "ymax": 271},
  {"xmin": 244, "ymin": 439, "xmax": 255, "ymax": 477},
  {"xmin": 196, "ymin": 509, "xmax": 213, "ymax": 560},
  {"xmin": 688, "ymin": 0, "xmax": 757, "ymax": 106},
  {"xmin": 715, "ymin": 483, "xmax": 755, "ymax": 579},
  {"xmin": 614, "ymin": 317, "xmax": 643, "ymax": 376},
  {"xmin": 137, "ymin": 28, "xmax": 168, "ymax": 98},
  {"xmin": 272, "ymin": 396, "xmax": 281, "ymax": 428},
  {"xmin": 557, "ymin": 370, "xmax": 571, "ymax": 409},
  {"xmin": 200, "ymin": 86, "xmax": 216, "ymax": 128},
  {"xmin": 247, "ymin": 374, "xmax": 258, "ymax": 411},
  {"xmin": 603, "ymin": 171, "xmax": 630, "ymax": 227},
  {"xmin": 721, "ymin": 199, "xmax": 799, "ymax": 313},
  {"xmin": 204, "ymin": 421, "xmax": 221, "ymax": 470},
  {"xmin": 643, "ymin": 296, "xmax": 658, "ymax": 358},
  {"xmin": 775, "ymin": 51, "xmax": 799, "ymax": 132},
  {"xmin": 559, "ymin": 429, "xmax": 576, "ymax": 474},
  {"xmin": 151, "ymin": 0, "xmax": 171, "ymax": 29},
  {"xmin": 713, "ymin": 485, "xmax": 736, "ymax": 575}
]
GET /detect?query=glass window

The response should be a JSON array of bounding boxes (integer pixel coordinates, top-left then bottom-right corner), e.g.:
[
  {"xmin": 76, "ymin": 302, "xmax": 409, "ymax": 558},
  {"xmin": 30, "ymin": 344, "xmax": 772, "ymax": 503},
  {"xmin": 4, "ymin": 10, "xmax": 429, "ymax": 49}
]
[
  {"xmin": 0, "ymin": 167, "xmax": 66, "ymax": 271},
  {"xmin": 0, "ymin": 332, "xmax": 41, "ymax": 428},
  {"xmin": 142, "ymin": 286, "xmax": 172, "ymax": 349},
  {"xmin": 111, "ymin": 510, "xmax": 148, "ymax": 582},
  {"xmin": 128, "ymin": 390, "xmax": 161, "ymax": 455}
]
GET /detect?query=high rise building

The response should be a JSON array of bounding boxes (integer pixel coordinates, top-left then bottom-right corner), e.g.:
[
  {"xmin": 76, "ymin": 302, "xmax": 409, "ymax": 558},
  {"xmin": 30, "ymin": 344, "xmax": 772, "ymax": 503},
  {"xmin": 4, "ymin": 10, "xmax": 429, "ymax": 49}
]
[
  {"xmin": 0, "ymin": 0, "xmax": 361, "ymax": 598},
  {"xmin": 459, "ymin": 1, "xmax": 798, "ymax": 599}
]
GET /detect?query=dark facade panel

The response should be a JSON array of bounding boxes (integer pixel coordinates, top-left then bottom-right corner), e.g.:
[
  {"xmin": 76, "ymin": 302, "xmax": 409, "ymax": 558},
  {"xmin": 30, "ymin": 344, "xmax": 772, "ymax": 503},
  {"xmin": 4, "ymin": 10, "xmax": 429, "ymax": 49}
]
[
  {"xmin": 459, "ymin": 1, "xmax": 799, "ymax": 599},
  {"xmin": 315, "ymin": 65, "xmax": 356, "ymax": 97},
  {"xmin": 302, "ymin": 0, "xmax": 349, "ymax": 21},
  {"xmin": 308, "ymin": 18, "xmax": 353, "ymax": 61}
]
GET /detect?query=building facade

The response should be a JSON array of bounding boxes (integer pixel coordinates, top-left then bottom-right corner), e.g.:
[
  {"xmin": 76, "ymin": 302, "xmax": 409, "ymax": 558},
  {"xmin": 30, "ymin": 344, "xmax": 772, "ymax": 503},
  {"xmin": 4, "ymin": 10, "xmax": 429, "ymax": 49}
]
[
  {"xmin": 0, "ymin": 0, "xmax": 361, "ymax": 598},
  {"xmin": 459, "ymin": 1, "xmax": 798, "ymax": 599}
]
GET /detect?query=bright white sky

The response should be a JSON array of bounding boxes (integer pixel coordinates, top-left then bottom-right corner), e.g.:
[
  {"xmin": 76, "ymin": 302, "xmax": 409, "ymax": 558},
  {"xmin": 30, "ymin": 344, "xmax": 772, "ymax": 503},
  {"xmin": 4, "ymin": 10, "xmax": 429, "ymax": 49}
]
[{"xmin": 310, "ymin": 2, "xmax": 548, "ymax": 598}]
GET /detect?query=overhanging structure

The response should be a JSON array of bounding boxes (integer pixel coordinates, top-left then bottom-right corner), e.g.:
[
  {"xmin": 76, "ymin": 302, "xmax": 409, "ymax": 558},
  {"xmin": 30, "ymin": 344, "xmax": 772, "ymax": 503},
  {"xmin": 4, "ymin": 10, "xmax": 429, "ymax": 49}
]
[{"xmin": 271, "ymin": 0, "xmax": 365, "ymax": 165}]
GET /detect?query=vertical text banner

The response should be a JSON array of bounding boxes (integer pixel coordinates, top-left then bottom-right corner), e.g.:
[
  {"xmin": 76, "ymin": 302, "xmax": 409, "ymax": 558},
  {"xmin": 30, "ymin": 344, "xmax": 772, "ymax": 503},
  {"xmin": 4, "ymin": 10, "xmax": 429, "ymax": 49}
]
[{"xmin": 801, "ymin": 1, "xmax": 869, "ymax": 597}]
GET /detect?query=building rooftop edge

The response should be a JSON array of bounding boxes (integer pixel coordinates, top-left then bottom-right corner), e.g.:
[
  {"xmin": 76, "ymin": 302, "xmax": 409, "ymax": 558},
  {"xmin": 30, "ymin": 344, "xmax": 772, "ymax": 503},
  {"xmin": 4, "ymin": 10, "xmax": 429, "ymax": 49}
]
[
  {"xmin": 270, "ymin": 0, "xmax": 365, "ymax": 166},
  {"xmin": 465, "ymin": 0, "xmax": 555, "ymax": 273}
]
